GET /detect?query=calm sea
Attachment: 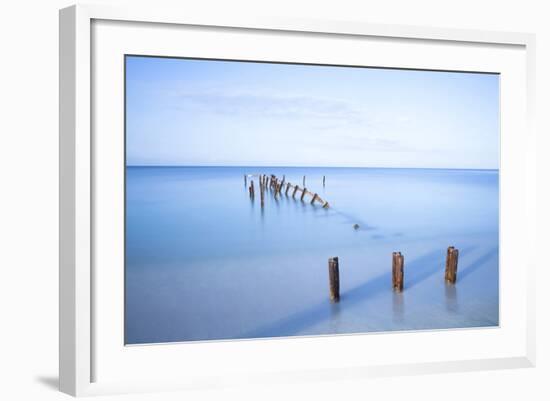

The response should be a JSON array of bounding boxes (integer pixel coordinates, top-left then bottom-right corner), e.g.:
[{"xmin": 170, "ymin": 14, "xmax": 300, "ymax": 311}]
[{"xmin": 125, "ymin": 166, "xmax": 499, "ymax": 344}]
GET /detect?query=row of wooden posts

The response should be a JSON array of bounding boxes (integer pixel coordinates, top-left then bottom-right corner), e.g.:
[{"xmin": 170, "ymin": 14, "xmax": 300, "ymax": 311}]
[
  {"xmin": 245, "ymin": 174, "xmax": 330, "ymax": 208},
  {"xmin": 328, "ymin": 246, "xmax": 459, "ymax": 302}
]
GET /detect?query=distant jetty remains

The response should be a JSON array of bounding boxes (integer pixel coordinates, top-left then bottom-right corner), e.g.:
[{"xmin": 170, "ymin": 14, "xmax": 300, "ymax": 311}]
[{"xmin": 245, "ymin": 173, "xmax": 330, "ymax": 208}]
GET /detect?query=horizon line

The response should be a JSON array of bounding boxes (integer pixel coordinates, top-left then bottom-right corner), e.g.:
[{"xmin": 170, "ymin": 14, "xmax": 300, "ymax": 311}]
[{"xmin": 126, "ymin": 165, "xmax": 499, "ymax": 171}]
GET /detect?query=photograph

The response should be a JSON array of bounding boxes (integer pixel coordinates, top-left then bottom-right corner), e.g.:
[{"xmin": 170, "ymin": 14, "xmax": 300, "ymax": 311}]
[{"xmin": 124, "ymin": 55, "xmax": 499, "ymax": 345}]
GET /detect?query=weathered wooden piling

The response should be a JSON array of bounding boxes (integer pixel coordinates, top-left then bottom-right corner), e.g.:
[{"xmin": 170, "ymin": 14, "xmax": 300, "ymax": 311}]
[
  {"xmin": 392, "ymin": 252, "xmax": 404, "ymax": 292},
  {"xmin": 323, "ymin": 175, "xmax": 325, "ymax": 187},
  {"xmin": 260, "ymin": 180, "xmax": 265, "ymax": 206},
  {"xmin": 445, "ymin": 246, "xmax": 459, "ymax": 284},
  {"xmin": 328, "ymin": 257, "xmax": 340, "ymax": 302},
  {"xmin": 244, "ymin": 174, "xmax": 331, "ymax": 208},
  {"xmin": 303, "ymin": 175, "xmax": 306, "ymax": 186}
]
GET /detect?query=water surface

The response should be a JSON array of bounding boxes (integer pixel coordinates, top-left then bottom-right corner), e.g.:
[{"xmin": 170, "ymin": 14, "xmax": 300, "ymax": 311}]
[{"xmin": 125, "ymin": 166, "xmax": 499, "ymax": 344}]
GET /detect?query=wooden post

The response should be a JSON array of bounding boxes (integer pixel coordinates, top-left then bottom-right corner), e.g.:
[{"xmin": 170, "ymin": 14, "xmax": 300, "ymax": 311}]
[
  {"xmin": 328, "ymin": 257, "xmax": 340, "ymax": 302},
  {"xmin": 323, "ymin": 175, "xmax": 325, "ymax": 187},
  {"xmin": 311, "ymin": 193, "xmax": 318, "ymax": 204},
  {"xmin": 285, "ymin": 182, "xmax": 291, "ymax": 195},
  {"xmin": 445, "ymin": 246, "xmax": 459, "ymax": 284},
  {"xmin": 260, "ymin": 180, "xmax": 265, "ymax": 206},
  {"xmin": 300, "ymin": 187, "xmax": 307, "ymax": 201},
  {"xmin": 281, "ymin": 175, "xmax": 285, "ymax": 186},
  {"xmin": 392, "ymin": 252, "xmax": 404, "ymax": 292},
  {"xmin": 249, "ymin": 180, "xmax": 255, "ymax": 198},
  {"xmin": 292, "ymin": 185, "xmax": 299, "ymax": 198},
  {"xmin": 303, "ymin": 175, "xmax": 306, "ymax": 186}
]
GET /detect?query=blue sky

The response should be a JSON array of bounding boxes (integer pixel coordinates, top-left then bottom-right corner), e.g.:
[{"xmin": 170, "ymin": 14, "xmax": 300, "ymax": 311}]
[{"xmin": 126, "ymin": 56, "xmax": 499, "ymax": 169}]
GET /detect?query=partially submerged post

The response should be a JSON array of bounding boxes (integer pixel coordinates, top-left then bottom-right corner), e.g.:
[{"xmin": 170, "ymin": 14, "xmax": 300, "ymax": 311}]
[
  {"xmin": 260, "ymin": 180, "xmax": 265, "ymax": 206},
  {"xmin": 244, "ymin": 174, "xmax": 247, "ymax": 187},
  {"xmin": 303, "ymin": 175, "xmax": 306, "ymax": 186},
  {"xmin": 445, "ymin": 246, "xmax": 459, "ymax": 284},
  {"xmin": 323, "ymin": 175, "xmax": 325, "ymax": 187},
  {"xmin": 244, "ymin": 174, "xmax": 331, "ymax": 208},
  {"xmin": 392, "ymin": 252, "xmax": 404, "ymax": 292},
  {"xmin": 328, "ymin": 257, "xmax": 340, "ymax": 302},
  {"xmin": 249, "ymin": 180, "xmax": 255, "ymax": 198}
]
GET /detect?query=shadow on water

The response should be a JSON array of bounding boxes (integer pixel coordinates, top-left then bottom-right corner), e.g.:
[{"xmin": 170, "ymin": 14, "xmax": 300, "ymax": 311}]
[
  {"xmin": 242, "ymin": 247, "xmax": 473, "ymax": 338},
  {"xmin": 458, "ymin": 247, "xmax": 498, "ymax": 282},
  {"xmin": 405, "ymin": 246, "xmax": 474, "ymax": 290}
]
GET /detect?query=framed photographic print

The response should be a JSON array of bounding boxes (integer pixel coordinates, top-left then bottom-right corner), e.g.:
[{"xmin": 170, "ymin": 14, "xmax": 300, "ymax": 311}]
[{"xmin": 60, "ymin": 4, "xmax": 536, "ymax": 396}]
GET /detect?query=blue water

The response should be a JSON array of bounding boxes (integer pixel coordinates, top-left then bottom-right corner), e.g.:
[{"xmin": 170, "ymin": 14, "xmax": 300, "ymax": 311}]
[{"xmin": 125, "ymin": 166, "xmax": 499, "ymax": 344}]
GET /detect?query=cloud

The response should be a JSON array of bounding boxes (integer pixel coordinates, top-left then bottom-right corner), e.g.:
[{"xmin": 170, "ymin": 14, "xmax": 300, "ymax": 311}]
[
  {"xmin": 311, "ymin": 133, "xmax": 413, "ymax": 153},
  {"xmin": 170, "ymin": 90, "xmax": 366, "ymax": 126}
]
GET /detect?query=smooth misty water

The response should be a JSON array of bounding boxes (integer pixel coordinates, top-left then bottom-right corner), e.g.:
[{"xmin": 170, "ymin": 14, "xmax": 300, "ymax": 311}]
[{"xmin": 125, "ymin": 166, "xmax": 499, "ymax": 344}]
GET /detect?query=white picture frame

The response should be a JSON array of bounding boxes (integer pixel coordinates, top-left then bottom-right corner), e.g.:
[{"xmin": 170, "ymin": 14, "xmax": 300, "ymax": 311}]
[{"xmin": 59, "ymin": 4, "xmax": 536, "ymax": 397}]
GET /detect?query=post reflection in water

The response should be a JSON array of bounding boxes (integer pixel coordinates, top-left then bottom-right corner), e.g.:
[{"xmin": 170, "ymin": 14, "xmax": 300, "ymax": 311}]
[
  {"xmin": 445, "ymin": 283, "xmax": 458, "ymax": 313},
  {"xmin": 329, "ymin": 301, "xmax": 342, "ymax": 333},
  {"xmin": 392, "ymin": 292, "xmax": 405, "ymax": 323}
]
